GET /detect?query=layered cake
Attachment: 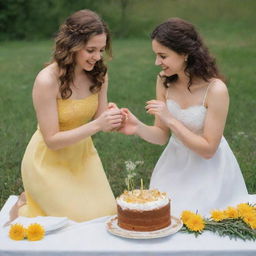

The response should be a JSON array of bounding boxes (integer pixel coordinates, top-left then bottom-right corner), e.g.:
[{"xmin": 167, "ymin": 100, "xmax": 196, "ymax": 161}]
[{"xmin": 116, "ymin": 189, "xmax": 171, "ymax": 231}]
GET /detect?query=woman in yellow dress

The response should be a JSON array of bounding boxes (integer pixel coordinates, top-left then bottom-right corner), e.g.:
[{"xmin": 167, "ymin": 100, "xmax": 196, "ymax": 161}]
[{"xmin": 17, "ymin": 10, "xmax": 123, "ymax": 222}]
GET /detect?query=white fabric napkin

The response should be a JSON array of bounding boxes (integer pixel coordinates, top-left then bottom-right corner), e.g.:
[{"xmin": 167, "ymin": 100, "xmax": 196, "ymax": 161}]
[{"xmin": 11, "ymin": 216, "xmax": 69, "ymax": 232}]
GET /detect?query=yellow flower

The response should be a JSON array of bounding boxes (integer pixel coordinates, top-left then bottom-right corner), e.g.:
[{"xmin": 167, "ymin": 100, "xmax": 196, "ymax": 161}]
[
  {"xmin": 237, "ymin": 203, "xmax": 255, "ymax": 218},
  {"xmin": 210, "ymin": 210, "xmax": 227, "ymax": 222},
  {"xmin": 224, "ymin": 207, "xmax": 239, "ymax": 219},
  {"xmin": 185, "ymin": 214, "xmax": 205, "ymax": 232},
  {"xmin": 243, "ymin": 211, "xmax": 256, "ymax": 223},
  {"xmin": 9, "ymin": 224, "xmax": 26, "ymax": 241},
  {"xmin": 247, "ymin": 219, "xmax": 256, "ymax": 229},
  {"xmin": 27, "ymin": 223, "xmax": 45, "ymax": 241},
  {"xmin": 181, "ymin": 210, "xmax": 194, "ymax": 224}
]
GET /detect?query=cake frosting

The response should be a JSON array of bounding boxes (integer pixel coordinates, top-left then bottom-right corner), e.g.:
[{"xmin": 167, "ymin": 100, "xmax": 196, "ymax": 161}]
[
  {"xmin": 117, "ymin": 189, "xmax": 169, "ymax": 211},
  {"xmin": 116, "ymin": 189, "xmax": 171, "ymax": 231}
]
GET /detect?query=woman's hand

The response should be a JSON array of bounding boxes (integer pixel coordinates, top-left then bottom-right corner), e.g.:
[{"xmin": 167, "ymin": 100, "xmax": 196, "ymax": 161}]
[
  {"xmin": 107, "ymin": 102, "xmax": 127, "ymax": 131},
  {"xmin": 95, "ymin": 108, "xmax": 123, "ymax": 132},
  {"xmin": 145, "ymin": 100, "xmax": 173, "ymax": 126},
  {"xmin": 108, "ymin": 102, "xmax": 119, "ymax": 110},
  {"xmin": 118, "ymin": 108, "xmax": 140, "ymax": 135}
]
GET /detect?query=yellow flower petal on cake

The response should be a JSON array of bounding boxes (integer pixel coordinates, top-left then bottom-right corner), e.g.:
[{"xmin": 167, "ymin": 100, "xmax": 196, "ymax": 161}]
[
  {"xmin": 185, "ymin": 214, "xmax": 205, "ymax": 232},
  {"xmin": 181, "ymin": 210, "xmax": 194, "ymax": 224},
  {"xmin": 27, "ymin": 223, "xmax": 45, "ymax": 241},
  {"xmin": 224, "ymin": 207, "xmax": 239, "ymax": 219},
  {"xmin": 210, "ymin": 210, "xmax": 226, "ymax": 222},
  {"xmin": 9, "ymin": 224, "xmax": 26, "ymax": 240}
]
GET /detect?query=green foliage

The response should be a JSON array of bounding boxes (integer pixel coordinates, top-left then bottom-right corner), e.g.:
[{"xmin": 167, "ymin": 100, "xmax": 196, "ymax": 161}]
[
  {"xmin": 0, "ymin": 0, "xmax": 100, "ymax": 40},
  {"xmin": 1, "ymin": 0, "xmax": 256, "ymax": 40},
  {"xmin": 204, "ymin": 219, "xmax": 256, "ymax": 241},
  {"xmin": 181, "ymin": 218, "xmax": 256, "ymax": 241}
]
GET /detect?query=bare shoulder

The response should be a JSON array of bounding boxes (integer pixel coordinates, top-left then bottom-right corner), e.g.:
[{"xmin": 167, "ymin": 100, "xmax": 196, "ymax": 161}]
[
  {"xmin": 33, "ymin": 63, "xmax": 59, "ymax": 97},
  {"xmin": 208, "ymin": 78, "xmax": 228, "ymax": 98},
  {"xmin": 207, "ymin": 78, "xmax": 229, "ymax": 106},
  {"xmin": 209, "ymin": 78, "xmax": 228, "ymax": 96}
]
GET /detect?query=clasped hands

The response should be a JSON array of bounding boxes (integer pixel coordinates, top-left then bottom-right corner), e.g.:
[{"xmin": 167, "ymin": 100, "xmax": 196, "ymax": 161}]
[{"xmin": 98, "ymin": 99, "xmax": 172, "ymax": 134}]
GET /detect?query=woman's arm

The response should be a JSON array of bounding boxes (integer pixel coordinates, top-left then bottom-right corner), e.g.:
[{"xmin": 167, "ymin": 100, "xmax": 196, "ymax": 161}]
[
  {"xmin": 147, "ymin": 79, "xmax": 229, "ymax": 159},
  {"xmin": 119, "ymin": 76, "xmax": 170, "ymax": 145},
  {"xmin": 33, "ymin": 70, "xmax": 122, "ymax": 150}
]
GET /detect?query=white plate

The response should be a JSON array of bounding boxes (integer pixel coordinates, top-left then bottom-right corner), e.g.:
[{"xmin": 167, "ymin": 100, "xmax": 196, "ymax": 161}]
[
  {"xmin": 106, "ymin": 215, "xmax": 183, "ymax": 239},
  {"xmin": 11, "ymin": 216, "xmax": 69, "ymax": 233}
]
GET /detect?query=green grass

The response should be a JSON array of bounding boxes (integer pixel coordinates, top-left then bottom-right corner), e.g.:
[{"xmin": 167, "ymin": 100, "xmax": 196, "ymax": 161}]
[{"xmin": 1, "ymin": 1, "xmax": 256, "ymax": 208}]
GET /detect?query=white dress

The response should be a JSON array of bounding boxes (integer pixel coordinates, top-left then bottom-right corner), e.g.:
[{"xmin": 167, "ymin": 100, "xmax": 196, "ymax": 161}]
[{"xmin": 150, "ymin": 86, "xmax": 251, "ymax": 217}]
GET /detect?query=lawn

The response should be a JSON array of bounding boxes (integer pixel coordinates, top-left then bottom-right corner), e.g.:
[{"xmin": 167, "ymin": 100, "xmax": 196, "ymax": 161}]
[{"xmin": 0, "ymin": 1, "xmax": 256, "ymax": 208}]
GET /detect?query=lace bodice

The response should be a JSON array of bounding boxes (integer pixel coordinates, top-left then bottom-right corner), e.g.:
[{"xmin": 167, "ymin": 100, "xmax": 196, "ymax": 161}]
[
  {"xmin": 165, "ymin": 82, "xmax": 213, "ymax": 137},
  {"xmin": 167, "ymin": 99, "xmax": 207, "ymax": 135}
]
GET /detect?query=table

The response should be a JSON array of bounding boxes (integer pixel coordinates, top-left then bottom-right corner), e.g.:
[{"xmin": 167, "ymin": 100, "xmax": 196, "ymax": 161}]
[{"xmin": 1, "ymin": 196, "xmax": 256, "ymax": 256}]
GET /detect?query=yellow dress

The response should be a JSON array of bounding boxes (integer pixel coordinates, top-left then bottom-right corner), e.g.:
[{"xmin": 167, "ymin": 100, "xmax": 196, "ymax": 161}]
[{"xmin": 19, "ymin": 93, "xmax": 117, "ymax": 222}]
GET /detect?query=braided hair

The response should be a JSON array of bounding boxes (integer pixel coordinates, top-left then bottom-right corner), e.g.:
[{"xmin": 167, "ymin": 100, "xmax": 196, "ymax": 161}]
[{"xmin": 52, "ymin": 9, "xmax": 111, "ymax": 99}]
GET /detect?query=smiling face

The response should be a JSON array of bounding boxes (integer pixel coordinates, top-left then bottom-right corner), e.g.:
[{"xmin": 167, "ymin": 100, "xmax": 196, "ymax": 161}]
[
  {"xmin": 152, "ymin": 39, "xmax": 187, "ymax": 77},
  {"xmin": 75, "ymin": 33, "xmax": 107, "ymax": 71}
]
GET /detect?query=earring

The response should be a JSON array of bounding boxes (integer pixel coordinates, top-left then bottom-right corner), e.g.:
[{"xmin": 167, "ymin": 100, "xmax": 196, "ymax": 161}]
[{"xmin": 185, "ymin": 57, "xmax": 188, "ymax": 62}]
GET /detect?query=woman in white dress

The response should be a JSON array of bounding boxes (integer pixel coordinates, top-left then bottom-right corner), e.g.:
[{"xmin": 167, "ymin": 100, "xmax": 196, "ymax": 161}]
[{"xmin": 119, "ymin": 18, "xmax": 250, "ymax": 217}]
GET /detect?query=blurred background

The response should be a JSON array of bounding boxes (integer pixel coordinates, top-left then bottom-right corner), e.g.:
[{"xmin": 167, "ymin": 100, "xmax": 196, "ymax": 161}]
[
  {"xmin": 1, "ymin": 0, "xmax": 256, "ymax": 40},
  {"xmin": 0, "ymin": 0, "xmax": 255, "ymax": 208}
]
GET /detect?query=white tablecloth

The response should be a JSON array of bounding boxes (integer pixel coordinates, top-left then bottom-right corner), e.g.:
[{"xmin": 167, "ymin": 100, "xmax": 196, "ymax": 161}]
[{"xmin": 1, "ymin": 196, "xmax": 256, "ymax": 256}]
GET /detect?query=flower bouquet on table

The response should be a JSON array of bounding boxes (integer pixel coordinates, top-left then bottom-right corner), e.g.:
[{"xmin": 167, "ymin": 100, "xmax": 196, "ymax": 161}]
[{"xmin": 181, "ymin": 203, "xmax": 256, "ymax": 241}]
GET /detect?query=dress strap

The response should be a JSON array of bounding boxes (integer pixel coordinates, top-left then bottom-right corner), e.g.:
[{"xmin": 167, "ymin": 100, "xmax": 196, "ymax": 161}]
[
  {"xmin": 165, "ymin": 87, "xmax": 169, "ymax": 100},
  {"xmin": 202, "ymin": 80, "xmax": 215, "ymax": 107}
]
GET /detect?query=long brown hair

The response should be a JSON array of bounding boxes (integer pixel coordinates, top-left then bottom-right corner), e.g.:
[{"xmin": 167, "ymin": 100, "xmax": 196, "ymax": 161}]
[
  {"xmin": 151, "ymin": 18, "xmax": 223, "ymax": 89},
  {"xmin": 52, "ymin": 9, "xmax": 111, "ymax": 99}
]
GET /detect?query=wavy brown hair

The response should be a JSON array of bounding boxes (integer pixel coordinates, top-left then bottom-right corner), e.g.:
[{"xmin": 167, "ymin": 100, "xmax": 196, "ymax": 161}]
[
  {"xmin": 52, "ymin": 9, "xmax": 111, "ymax": 99},
  {"xmin": 151, "ymin": 18, "xmax": 223, "ymax": 89}
]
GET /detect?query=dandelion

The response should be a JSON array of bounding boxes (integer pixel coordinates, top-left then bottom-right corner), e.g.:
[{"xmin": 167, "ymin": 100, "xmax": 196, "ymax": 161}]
[
  {"xmin": 181, "ymin": 210, "xmax": 194, "ymax": 224},
  {"xmin": 9, "ymin": 224, "xmax": 26, "ymax": 241},
  {"xmin": 237, "ymin": 203, "xmax": 253, "ymax": 211},
  {"xmin": 27, "ymin": 223, "xmax": 45, "ymax": 241},
  {"xmin": 185, "ymin": 214, "xmax": 205, "ymax": 232},
  {"xmin": 237, "ymin": 203, "xmax": 255, "ymax": 218},
  {"xmin": 224, "ymin": 206, "xmax": 239, "ymax": 219},
  {"xmin": 124, "ymin": 160, "xmax": 143, "ymax": 191},
  {"xmin": 181, "ymin": 203, "xmax": 256, "ymax": 240},
  {"xmin": 210, "ymin": 210, "xmax": 227, "ymax": 222},
  {"xmin": 125, "ymin": 160, "xmax": 136, "ymax": 171},
  {"xmin": 242, "ymin": 211, "xmax": 256, "ymax": 226},
  {"xmin": 247, "ymin": 219, "xmax": 256, "ymax": 229}
]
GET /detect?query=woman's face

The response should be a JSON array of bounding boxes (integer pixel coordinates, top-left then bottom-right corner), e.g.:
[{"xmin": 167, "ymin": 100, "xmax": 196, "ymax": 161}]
[
  {"xmin": 152, "ymin": 39, "xmax": 187, "ymax": 77},
  {"xmin": 76, "ymin": 33, "xmax": 107, "ymax": 71}
]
